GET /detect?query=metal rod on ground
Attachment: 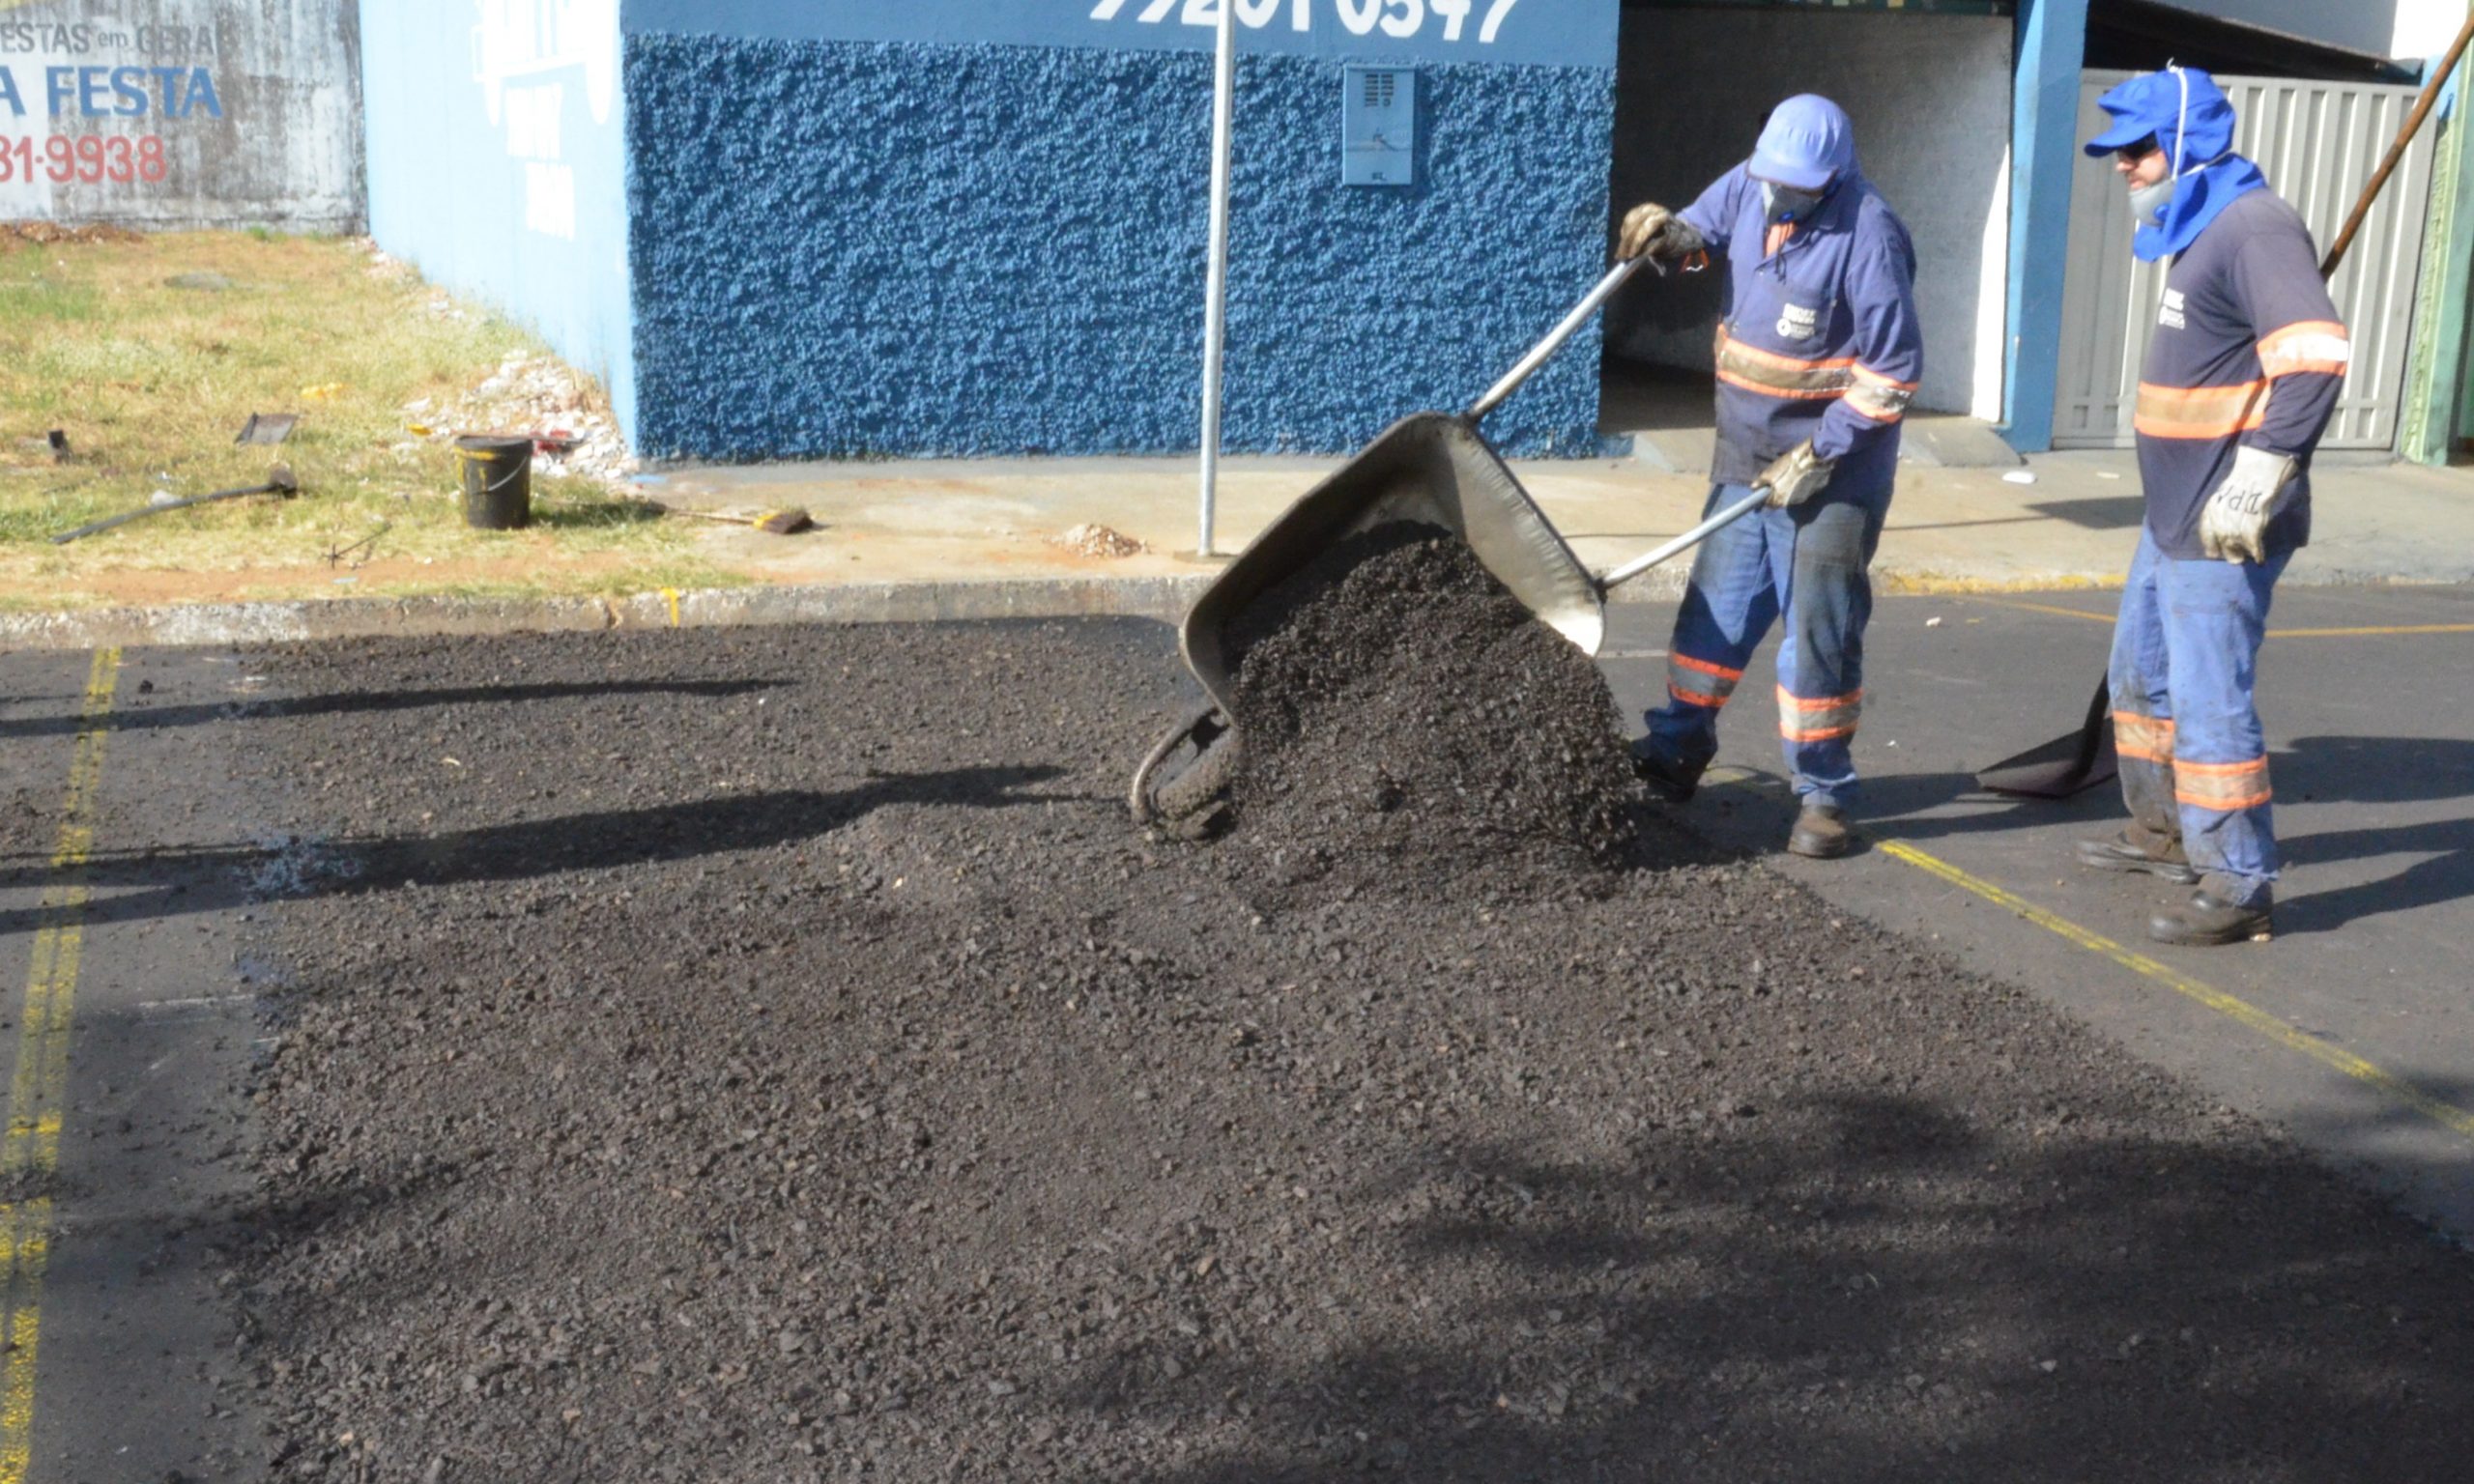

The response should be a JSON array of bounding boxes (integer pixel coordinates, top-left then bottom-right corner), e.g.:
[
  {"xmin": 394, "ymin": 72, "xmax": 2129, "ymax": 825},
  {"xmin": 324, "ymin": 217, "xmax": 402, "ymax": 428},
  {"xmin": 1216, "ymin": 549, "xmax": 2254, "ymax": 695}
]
[
  {"xmin": 2322, "ymin": 10, "xmax": 2474, "ymax": 276},
  {"xmin": 1195, "ymin": 0, "xmax": 1236, "ymax": 558}
]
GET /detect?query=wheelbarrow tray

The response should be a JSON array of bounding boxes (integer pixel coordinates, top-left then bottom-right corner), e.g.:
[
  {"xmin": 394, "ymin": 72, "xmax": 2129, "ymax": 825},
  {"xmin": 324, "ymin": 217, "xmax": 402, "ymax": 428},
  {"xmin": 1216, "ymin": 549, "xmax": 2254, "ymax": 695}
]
[{"xmin": 1179, "ymin": 411, "xmax": 1603, "ymax": 718}]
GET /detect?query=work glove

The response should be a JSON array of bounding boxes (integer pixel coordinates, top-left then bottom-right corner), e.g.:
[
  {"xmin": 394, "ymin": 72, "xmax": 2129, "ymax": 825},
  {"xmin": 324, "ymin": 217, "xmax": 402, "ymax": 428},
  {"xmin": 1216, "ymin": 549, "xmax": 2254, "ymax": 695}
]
[
  {"xmin": 1617, "ymin": 202, "xmax": 1707, "ymax": 264},
  {"xmin": 1756, "ymin": 440, "xmax": 1835, "ymax": 509},
  {"xmin": 2198, "ymin": 444, "xmax": 2299, "ymax": 564}
]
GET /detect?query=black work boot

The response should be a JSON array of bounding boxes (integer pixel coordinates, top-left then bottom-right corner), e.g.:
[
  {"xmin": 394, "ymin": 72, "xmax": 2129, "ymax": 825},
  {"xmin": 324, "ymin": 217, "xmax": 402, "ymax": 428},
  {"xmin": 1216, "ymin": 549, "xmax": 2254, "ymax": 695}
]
[
  {"xmin": 1628, "ymin": 741, "xmax": 1702, "ymax": 804},
  {"xmin": 1787, "ymin": 804, "xmax": 1854, "ymax": 860},
  {"xmin": 2149, "ymin": 890, "xmax": 2273, "ymax": 947},
  {"xmin": 2076, "ymin": 827, "xmax": 2200, "ymax": 884}
]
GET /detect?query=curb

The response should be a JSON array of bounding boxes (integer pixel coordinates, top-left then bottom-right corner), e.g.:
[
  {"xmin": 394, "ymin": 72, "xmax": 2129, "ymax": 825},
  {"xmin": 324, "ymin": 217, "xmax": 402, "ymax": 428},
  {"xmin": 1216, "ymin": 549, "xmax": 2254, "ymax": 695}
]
[
  {"xmin": 0, "ymin": 560, "xmax": 2455, "ymax": 651},
  {"xmin": 0, "ymin": 576, "xmax": 1219, "ymax": 652}
]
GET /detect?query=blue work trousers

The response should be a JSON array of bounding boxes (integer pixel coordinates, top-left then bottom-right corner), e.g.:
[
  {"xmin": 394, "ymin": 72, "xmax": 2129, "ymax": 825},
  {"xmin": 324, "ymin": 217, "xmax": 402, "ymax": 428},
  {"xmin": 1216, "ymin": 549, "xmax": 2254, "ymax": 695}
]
[
  {"xmin": 2108, "ymin": 528, "xmax": 2288, "ymax": 905},
  {"xmin": 1641, "ymin": 483, "xmax": 1886, "ymax": 810}
]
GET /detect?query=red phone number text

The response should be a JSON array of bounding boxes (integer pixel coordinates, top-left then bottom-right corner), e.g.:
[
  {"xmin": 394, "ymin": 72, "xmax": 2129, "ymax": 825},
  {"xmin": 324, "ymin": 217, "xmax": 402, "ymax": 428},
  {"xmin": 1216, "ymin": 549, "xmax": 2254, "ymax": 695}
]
[{"xmin": 0, "ymin": 136, "xmax": 169, "ymax": 186}]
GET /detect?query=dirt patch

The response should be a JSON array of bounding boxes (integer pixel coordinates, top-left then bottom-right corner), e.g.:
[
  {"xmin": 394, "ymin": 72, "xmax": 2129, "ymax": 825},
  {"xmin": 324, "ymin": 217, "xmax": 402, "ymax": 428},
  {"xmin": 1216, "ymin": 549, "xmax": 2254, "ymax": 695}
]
[
  {"xmin": 0, "ymin": 221, "xmax": 144, "ymax": 247},
  {"xmin": 228, "ymin": 622, "xmax": 2474, "ymax": 1483},
  {"xmin": 17, "ymin": 550, "xmax": 646, "ymax": 609},
  {"xmin": 1225, "ymin": 525, "xmax": 1639, "ymax": 890}
]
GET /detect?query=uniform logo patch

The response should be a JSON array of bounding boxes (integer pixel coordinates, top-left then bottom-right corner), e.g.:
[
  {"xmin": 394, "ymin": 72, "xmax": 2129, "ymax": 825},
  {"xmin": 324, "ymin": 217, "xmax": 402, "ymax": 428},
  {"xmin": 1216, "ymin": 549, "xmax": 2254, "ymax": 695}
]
[
  {"xmin": 1775, "ymin": 303, "xmax": 1820, "ymax": 341},
  {"xmin": 2159, "ymin": 289, "xmax": 2187, "ymax": 331}
]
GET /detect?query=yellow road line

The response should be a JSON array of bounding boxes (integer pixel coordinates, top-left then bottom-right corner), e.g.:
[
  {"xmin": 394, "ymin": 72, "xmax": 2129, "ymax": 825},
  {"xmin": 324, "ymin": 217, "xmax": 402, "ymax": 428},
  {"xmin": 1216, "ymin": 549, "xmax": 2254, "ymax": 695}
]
[
  {"xmin": 1879, "ymin": 840, "xmax": 2474, "ymax": 1143},
  {"xmin": 0, "ymin": 648, "xmax": 119, "ymax": 1484},
  {"xmin": 1966, "ymin": 595, "xmax": 2474, "ymax": 640},
  {"xmin": 1965, "ymin": 596, "xmax": 2119, "ymax": 625}
]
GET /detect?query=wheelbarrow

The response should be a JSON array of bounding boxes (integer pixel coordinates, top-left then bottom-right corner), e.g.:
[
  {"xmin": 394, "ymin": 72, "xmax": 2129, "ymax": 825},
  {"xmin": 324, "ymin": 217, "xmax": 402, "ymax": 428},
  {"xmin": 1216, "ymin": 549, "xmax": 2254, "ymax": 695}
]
[{"xmin": 1129, "ymin": 255, "xmax": 1772, "ymax": 832}]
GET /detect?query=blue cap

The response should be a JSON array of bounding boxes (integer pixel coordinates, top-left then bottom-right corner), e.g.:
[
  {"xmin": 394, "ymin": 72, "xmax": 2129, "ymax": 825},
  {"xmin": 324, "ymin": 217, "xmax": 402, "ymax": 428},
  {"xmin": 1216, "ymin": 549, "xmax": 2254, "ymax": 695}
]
[
  {"xmin": 2084, "ymin": 68, "xmax": 2238, "ymax": 165},
  {"xmin": 1748, "ymin": 95, "xmax": 1855, "ymax": 191}
]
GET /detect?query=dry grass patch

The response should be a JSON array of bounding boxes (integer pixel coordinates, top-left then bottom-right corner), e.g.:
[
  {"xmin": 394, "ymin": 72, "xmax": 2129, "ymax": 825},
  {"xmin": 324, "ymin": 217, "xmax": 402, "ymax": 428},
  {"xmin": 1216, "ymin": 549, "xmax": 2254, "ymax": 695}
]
[{"xmin": 0, "ymin": 229, "xmax": 731, "ymax": 607}]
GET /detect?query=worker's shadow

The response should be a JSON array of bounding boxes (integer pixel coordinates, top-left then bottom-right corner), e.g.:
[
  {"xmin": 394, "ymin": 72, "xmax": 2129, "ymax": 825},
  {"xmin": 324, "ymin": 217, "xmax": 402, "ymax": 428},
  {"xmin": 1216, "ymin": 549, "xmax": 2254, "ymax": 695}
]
[
  {"xmin": 0, "ymin": 765, "xmax": 1067, "ymax": 937},
  {"xmin": 2258, "ymin": 733, "xmax": 2474, "ymax": 935},
  {"xmin": 1852, "ymin": 734, "xmax": 2474, "ymax": 936}
]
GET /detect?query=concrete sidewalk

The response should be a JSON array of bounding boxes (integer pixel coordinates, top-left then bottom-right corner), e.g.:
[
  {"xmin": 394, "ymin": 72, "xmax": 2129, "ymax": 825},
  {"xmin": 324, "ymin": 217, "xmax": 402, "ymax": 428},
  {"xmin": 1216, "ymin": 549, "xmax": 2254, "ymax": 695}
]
[
  {"xmin": 5, "ymin": 442, "xmax": 2471, "ymax": 649},
  {"xmin": 639, "ymin": 443, "xmax": 2474, "ymax": 598}
]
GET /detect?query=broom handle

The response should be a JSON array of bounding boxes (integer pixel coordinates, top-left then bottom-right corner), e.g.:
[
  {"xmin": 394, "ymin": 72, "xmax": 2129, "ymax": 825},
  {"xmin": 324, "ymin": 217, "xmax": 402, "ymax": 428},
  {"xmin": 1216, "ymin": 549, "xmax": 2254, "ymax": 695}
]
[{"xmin": 2321, "ymin": 11, "xmax": 2474, "ymax": 276}]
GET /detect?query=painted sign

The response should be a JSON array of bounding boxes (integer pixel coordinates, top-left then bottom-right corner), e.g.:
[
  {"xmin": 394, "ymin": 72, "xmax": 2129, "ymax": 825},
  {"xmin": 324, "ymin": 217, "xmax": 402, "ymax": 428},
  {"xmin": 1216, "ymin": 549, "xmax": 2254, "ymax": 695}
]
[
  {"xmin": 0, "ymin": 16, "xmax": 220, "ymax": 196},
  {"xmin": 473, "ymin": 0, "xmax": 619, "ymax": 242},
  {"xmin": 625, "ymin": 0, "xmax": 1617, "ymax": 70}
]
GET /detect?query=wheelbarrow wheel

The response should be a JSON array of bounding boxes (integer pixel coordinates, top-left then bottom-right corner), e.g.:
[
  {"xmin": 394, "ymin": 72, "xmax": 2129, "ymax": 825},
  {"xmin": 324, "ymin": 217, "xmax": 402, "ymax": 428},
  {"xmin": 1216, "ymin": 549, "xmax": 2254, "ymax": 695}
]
[{"xmin": 1129, "ymin": 701, "xmax": 1244, "ymax": 840}]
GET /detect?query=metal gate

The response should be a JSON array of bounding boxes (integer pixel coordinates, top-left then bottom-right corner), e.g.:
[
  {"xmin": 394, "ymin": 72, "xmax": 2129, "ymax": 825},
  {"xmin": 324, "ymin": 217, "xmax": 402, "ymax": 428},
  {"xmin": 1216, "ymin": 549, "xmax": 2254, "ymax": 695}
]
[{"xmin": 2052, "ymin": 70, "xmax": 2435, "ymax": 450}]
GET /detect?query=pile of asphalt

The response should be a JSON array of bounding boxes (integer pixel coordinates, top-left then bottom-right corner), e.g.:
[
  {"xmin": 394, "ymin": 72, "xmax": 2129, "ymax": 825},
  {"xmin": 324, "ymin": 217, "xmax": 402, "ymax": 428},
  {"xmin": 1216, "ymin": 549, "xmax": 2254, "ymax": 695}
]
[
  {"xmin": 1225, "ymin": 525, "xmax": 1639, "ymax": 889},
  {"xmin": 231, "ymin": 623, "xmax": 2474, "ymax": 1483}
]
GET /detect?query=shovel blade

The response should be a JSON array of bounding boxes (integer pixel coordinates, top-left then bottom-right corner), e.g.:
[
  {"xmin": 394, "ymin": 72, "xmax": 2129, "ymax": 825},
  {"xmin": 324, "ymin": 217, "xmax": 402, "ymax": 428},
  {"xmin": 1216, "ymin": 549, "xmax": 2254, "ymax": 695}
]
[
  {"xmin": 1178, "ymin": 412, "xmax": 1603, "ymax": 716},
  {"xmin": 1977, "ymin": 676, "xmax": 2117, "ymax": 798},
  {"xmin": 1977, "ymin": 729, "xmax": 2118, "ymax": 798}
]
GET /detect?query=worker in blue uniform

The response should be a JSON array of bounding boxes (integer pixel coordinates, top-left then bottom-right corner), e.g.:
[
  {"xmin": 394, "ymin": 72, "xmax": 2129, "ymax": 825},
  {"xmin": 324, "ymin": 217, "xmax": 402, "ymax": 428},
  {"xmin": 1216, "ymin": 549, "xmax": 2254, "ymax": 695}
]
[
  {"xmin": 1615, "ymin": 95, "xmax": 1924, "ymax": 860},
  {"xmin": 2074, "ymin": 69, "xmax": 2347, "ymax": 946}
]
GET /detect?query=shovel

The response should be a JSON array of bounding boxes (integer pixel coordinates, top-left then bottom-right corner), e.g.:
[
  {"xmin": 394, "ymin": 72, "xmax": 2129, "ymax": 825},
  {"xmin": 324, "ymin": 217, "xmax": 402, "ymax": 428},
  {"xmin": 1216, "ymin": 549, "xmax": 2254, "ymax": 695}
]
[
  {"xmin": 51, "ymin": 466, "xmax": 300, "ymax": 545},
  {"xmin": 1131, "ymin": 256, "xmax": 1770, "ymax": 828}
]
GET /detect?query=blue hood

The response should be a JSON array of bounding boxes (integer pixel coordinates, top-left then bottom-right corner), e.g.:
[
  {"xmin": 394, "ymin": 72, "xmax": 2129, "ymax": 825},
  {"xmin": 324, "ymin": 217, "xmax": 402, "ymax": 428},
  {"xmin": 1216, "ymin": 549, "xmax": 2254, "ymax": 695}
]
[{"xmin": 2086, "ymin": 69, "xmax": 2267, "ymax": 261}]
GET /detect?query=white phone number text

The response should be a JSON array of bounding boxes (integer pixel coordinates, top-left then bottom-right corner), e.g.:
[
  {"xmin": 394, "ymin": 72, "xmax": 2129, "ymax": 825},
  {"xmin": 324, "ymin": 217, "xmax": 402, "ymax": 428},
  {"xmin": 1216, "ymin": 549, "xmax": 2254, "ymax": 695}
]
[{"xmin": 1090, "ymin": 0, "xmax": 1523, "ymax": 45}]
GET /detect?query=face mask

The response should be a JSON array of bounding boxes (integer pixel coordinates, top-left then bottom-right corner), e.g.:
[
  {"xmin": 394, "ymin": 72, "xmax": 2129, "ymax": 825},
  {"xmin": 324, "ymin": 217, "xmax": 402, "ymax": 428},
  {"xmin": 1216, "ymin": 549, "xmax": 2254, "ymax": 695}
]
[
  {"xmin": 1762, "ymin": 181, "xmax": 1826, "ymax": 224},
  {"xmin": 2130, "ymin": 176, "xmax": 2176, "ymax": 224}
]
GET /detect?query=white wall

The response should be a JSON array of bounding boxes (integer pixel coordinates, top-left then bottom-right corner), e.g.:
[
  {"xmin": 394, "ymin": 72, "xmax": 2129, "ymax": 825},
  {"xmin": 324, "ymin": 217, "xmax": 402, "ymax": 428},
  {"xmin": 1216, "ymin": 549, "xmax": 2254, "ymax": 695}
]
[
  {"xmin": 1605, "ymin": 9, "xmax": 2012, "ymax": 418},
  {"xmin": 2392, "ymin": 0, "xmax": 2469, "ymax": 58}
]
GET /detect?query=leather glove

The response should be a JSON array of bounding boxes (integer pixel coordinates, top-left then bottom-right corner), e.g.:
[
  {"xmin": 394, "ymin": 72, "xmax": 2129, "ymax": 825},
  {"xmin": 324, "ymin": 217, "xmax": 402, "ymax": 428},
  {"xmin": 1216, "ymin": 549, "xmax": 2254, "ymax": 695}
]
[
  {"xmin": 2198, "ymin": 444, "xmax": 2299, "ymax": 563},
  {"xmin": 1617, "ymin": 202, "xmax": 1707, "ymax": 264},
  {"xmin": 1756, "ymin": 440, "xmax": 1836, "ymax": 509}
]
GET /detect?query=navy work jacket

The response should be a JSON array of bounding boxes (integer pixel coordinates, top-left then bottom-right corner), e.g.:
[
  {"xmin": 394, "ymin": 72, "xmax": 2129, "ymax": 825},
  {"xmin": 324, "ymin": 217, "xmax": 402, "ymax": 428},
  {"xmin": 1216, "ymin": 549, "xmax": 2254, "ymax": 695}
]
[{"xmin": 1679, "ymin": 165, "xmax": 1924, "ymax": 498}]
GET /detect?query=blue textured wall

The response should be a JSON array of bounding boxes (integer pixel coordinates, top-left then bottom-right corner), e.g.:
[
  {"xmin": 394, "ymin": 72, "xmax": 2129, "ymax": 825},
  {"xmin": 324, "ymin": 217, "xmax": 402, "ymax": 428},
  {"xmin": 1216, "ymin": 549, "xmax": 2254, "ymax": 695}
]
[
  {"xmin": 359, "ymin": 0, "xmax": 636, "ymax": 436},
  {"xmin": 625, "ymin": 36, "xmax": 1615, "ymax": 459}
]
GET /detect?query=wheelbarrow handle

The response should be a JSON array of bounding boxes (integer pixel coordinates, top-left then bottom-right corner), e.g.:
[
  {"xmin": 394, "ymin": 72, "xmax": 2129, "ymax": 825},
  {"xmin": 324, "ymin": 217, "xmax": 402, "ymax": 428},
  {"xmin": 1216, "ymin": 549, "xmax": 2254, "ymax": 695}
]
[
  {"xmin": 1467, "ymin": 256, "xmax": 1660, "ymax": 424},
  {"xmin": 1594, "ymin": 485, "xmax": 1770, "ymax": 596}
]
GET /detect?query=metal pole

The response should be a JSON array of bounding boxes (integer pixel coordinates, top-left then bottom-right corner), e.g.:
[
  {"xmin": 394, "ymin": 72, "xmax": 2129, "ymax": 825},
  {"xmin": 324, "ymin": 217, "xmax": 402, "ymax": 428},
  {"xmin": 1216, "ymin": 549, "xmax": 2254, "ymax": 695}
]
[{"xmin": 1196, "ymin": 0, "xmax": 1236, "ymax": 557}]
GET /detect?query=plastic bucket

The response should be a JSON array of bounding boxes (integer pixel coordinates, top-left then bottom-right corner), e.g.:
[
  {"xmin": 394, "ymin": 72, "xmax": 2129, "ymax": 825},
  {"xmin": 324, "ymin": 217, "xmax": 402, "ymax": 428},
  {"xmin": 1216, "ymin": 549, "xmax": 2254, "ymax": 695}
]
[{"xmin": 455, "ymin": 435, "xmax": 533, "ymax": 530}]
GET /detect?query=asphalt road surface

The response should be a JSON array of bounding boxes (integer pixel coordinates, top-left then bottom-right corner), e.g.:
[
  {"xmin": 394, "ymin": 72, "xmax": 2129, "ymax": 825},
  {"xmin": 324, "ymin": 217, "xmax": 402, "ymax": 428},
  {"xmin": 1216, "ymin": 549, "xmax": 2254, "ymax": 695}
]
[
  {"xmin": 1599, "ymin": 584, "xmax": 2474, "ymax": 1241},
  {"xmin": 0, "ymin": 592, "xmax": 2467, "ymax": 1481}
]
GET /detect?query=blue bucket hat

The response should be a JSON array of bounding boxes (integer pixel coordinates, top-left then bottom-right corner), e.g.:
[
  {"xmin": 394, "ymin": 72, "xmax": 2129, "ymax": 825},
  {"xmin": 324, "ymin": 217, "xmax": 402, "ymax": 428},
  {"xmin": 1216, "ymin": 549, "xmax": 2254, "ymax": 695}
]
[
  {"xmin": 2083, "ymin": 67, "xmax": 2238, "ymax": 172},
  {"xmin": 2084, "ymin": 68, "xmax": 2262, "ymax": 260},
  {"xmin": 1749, "ymin": 94, "xmax": 1856, "ymax": 191}
]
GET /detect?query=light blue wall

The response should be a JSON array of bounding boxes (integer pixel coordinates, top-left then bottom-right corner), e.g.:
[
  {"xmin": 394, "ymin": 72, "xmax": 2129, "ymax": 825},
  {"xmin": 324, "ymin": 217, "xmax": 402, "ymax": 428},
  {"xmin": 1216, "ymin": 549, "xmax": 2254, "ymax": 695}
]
[
  {"xmin": 359, "ymin": 0, "xmax": 636, "ymax": 435},
  {"xmin": 620, "ymin": 2, "xmax": 1618, "ymax": 460}
]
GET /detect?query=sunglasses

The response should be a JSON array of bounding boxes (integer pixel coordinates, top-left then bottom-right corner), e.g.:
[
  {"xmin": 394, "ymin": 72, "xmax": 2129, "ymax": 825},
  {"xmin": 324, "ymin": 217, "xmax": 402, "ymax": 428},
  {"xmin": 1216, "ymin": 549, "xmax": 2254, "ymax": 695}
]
[{"xmin": 2114, "ymin": 136, "xmax": 2162, "ymax": 163}]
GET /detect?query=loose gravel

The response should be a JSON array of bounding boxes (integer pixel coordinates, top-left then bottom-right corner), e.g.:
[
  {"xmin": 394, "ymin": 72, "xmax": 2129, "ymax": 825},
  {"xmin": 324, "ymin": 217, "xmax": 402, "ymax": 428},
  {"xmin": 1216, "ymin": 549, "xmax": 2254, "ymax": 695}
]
[
  {"xmin": 1225, "ymin": 526, "xmax": 1640, "ymax": 892},
  {"xmin": 232, "ymin": 622, "xmax": 2474, "ymax": 1483}
]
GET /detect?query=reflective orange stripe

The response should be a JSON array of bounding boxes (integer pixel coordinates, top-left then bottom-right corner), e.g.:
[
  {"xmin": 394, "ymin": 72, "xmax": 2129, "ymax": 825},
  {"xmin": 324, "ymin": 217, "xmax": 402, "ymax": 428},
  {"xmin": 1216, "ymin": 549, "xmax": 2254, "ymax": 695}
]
[
  {"xmin": 2133, "ymin": 381, "xmax": 2267, "ymax": 440},
  {"xmin": 1846, "ymin": 365, "xmax": 1916, "ymax": 424},
  {"xmin": 2257, "ymin": 320, "xmax": 2351, "ymax": 380},
  {"xmin": 2174, "ymin": 756, "xmax": 2272, "ymax": 812},
  {"xmin": 1778, "ymin": 687, "xmax": 1862, "ymax": 743},
  {"xmin": 1666, "ymin": 652, "xmax": 1743, "ymax": 709},
  {"xmin": 2113, "ymin": 711, "xmax": 2175, "ymax": 765},
  {"xmin": 1672, "ymin": 654, "xmax": 1745, "ymax": 682},
  {"xmin": 1714, "ymin": 328, "xmax": 1857, "ymax": 401}
]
